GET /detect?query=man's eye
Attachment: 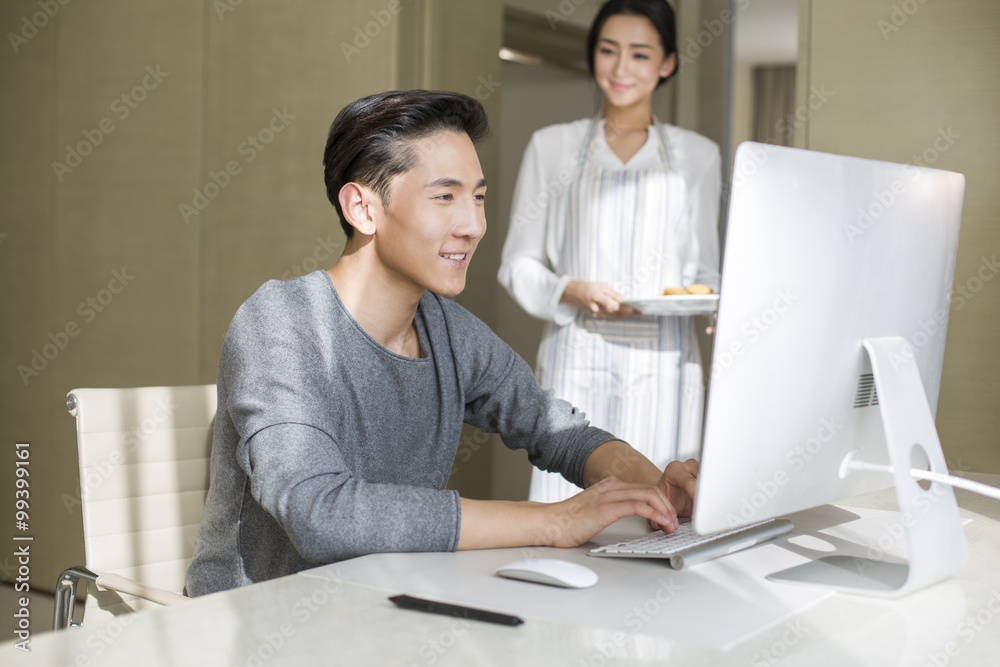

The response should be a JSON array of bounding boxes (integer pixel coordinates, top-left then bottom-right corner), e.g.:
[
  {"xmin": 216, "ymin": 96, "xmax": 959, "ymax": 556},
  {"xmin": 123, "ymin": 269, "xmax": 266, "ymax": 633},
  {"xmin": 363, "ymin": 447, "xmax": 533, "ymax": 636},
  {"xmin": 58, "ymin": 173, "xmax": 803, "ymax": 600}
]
[
  {"xmin": 436, "ymin": 193, "xmax": 454, "ymax": 201},
  {"xmin": 474, "ymin": 193, "xmax": 486, "ymax": 202}
]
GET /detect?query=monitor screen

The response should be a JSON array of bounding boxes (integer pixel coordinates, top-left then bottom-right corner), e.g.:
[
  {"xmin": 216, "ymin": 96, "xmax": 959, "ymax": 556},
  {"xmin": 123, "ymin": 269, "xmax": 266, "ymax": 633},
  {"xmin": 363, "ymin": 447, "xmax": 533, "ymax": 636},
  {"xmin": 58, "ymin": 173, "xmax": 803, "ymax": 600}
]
[{"xmin": 694, "ymin": 142, "xmax": 965, "ymax": 536}]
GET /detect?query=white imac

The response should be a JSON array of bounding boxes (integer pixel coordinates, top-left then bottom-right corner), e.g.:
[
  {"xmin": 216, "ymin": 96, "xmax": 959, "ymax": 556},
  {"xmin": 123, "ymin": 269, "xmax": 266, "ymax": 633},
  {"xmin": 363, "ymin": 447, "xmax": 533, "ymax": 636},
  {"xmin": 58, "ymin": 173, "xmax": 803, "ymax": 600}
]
[{"xmin": 694, "ymin": 142, "xmax": 968, "ymax": 597}]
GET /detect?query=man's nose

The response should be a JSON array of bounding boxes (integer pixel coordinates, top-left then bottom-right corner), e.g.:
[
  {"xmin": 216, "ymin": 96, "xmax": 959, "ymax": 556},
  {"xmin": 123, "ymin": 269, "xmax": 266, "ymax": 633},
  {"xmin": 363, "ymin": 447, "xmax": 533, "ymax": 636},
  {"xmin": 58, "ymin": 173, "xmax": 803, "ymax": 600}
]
[{"xmin": 453, "ymin": 206, "xmax": 485, "ymax": 240}]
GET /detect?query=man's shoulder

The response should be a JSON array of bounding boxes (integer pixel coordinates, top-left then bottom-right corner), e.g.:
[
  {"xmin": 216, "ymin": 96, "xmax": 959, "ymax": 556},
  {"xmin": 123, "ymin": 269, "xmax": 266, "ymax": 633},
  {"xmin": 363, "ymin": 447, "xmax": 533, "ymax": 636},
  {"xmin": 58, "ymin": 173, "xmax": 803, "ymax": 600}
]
[
  {"xmin": 420, "ymin": 293, "xmax": 513, "ymax": 364},
  {"xmin": 229, "ymin": 272, "xmax": 327, "ymax": 337},
  {"xmin": 240, "ymin": 271, "xmax": 325, "ymax": 310},
  {"xmin": 420, "ymin": 292, "xmax": 493, "ymax": 337}
]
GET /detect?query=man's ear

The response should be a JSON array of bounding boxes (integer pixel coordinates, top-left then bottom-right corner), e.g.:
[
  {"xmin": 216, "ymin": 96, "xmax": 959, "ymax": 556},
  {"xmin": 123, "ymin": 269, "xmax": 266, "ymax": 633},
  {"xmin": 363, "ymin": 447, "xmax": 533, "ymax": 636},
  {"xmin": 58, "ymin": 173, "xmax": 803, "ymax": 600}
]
[{"xmin": 338, "ymin": 182, "xmax": 379, "ymax": 237}]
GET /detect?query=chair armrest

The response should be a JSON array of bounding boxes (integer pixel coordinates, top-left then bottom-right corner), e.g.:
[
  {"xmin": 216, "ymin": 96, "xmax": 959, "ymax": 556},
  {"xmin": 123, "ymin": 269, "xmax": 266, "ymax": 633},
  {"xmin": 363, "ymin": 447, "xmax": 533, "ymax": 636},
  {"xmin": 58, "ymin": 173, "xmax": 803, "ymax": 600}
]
[
  {"xmin": 53, "ymin": 567, "xmax": 96, "ymax": 630},
  {"xmin": 94, "ymin": 572, "xmax": 188, "ymax": 606},
  {"xmin": 53, "ymin": 566, "xmax": 188, "ymax": 631}
]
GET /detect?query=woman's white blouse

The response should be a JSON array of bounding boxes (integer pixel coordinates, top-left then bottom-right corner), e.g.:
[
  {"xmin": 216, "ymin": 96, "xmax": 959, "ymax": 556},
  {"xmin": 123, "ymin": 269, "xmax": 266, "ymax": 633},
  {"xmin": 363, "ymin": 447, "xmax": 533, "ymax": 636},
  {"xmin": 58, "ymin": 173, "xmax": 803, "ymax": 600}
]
[{"xmin": 498, "ymin": 118, "xmax": 722, "ymax": 325}]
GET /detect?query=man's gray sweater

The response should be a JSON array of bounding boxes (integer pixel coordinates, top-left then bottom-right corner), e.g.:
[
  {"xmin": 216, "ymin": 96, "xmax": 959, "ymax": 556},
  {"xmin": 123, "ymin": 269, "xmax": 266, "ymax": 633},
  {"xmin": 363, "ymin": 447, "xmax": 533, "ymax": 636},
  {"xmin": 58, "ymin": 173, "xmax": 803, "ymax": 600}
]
[{"xmin": 186, "ymin": 271, "xmax": 615, "ymax": 596}]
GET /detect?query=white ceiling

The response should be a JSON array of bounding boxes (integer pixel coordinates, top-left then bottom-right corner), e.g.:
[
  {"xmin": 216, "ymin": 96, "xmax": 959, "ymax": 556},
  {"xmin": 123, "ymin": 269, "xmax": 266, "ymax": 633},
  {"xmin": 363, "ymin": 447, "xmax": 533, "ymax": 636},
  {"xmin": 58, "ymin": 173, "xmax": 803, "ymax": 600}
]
[{"xmin": 733, "ymin": 0, "xmax": 798, "ymax": 64}]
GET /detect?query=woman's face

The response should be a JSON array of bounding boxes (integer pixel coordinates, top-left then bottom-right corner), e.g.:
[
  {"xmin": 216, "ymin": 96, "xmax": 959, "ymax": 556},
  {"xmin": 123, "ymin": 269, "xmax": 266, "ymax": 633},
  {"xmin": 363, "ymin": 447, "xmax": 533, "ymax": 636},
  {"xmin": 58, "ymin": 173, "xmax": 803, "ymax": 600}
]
[{"xmin": 593, "ymin": 14, "xmax": 676, "ymax": 110}]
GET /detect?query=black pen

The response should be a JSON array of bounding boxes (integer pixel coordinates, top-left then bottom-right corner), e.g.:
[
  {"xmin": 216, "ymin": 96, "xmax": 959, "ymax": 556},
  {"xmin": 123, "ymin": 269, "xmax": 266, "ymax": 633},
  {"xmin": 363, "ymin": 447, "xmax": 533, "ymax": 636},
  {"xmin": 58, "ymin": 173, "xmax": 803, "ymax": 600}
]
[{"xmin": 389, "ymin": 594, "xmax": 524, "ymax": 626}]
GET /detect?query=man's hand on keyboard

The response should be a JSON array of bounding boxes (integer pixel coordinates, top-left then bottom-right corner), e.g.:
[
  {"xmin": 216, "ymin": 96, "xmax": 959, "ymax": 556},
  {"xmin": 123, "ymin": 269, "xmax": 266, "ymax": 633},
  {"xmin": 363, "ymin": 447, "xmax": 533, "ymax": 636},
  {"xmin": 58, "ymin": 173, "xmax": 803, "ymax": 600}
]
[
  {"xmin": 541, "ymin": 477, "xmax": 680, "ymax": 548},
  {"xmin": 651, "ymin": 458, "xmax": 699, "ymax": 533}
]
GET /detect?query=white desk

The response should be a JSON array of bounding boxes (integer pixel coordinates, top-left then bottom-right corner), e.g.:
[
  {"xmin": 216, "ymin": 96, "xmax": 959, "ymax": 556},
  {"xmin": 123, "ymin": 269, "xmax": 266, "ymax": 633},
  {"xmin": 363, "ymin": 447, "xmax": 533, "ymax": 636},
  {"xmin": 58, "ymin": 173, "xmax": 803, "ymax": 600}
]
[{"xmin": 4, "ymin": 474, "xmax": 999, "ymax": 666}]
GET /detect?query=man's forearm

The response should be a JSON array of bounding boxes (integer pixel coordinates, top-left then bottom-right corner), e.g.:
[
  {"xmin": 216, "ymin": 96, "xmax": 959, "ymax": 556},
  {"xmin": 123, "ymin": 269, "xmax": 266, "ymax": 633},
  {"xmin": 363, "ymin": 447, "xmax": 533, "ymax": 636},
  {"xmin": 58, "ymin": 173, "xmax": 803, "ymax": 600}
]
[
  {"xmin": 581, "ymin": 440, "xmax": 662, "ymax": 488},
  {"xmin": 457, "ymin": 498, "xmax": 551, "ymax": 550}
]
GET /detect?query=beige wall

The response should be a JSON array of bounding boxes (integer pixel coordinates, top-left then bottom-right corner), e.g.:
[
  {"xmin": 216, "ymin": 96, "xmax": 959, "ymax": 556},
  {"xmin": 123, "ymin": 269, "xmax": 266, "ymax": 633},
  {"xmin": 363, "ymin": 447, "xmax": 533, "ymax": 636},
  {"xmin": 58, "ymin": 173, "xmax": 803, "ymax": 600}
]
[
  {"xmin": 797, "ymin": 0, "xmax": 1000, "ymax": 473},
  {"xmin": 0, "ymin": 0, "xmax": 501, "ymax": 591}
]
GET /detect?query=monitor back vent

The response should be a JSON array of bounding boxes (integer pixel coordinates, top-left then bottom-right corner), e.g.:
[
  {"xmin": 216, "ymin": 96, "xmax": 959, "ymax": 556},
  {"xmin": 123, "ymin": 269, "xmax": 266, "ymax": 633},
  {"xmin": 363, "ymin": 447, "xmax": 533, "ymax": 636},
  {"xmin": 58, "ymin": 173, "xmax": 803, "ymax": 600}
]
[{"xmin": 854, "ymin": 373, "xmax": 880, "ymax": 408}]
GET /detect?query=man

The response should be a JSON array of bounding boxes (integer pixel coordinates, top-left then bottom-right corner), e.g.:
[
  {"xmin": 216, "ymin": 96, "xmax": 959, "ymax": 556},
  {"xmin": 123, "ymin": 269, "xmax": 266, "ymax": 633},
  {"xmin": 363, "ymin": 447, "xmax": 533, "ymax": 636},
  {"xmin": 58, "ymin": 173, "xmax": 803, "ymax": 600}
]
[{"xmin": 186, "ymin": 90, "xmax": 698, "ymax": 596}]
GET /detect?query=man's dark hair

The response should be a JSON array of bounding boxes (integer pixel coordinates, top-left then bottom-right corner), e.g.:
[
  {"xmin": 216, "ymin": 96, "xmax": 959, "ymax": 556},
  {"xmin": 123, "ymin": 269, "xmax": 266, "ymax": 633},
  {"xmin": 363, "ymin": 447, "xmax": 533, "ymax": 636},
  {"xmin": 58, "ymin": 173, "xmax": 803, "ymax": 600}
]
[
  {"xmin": 323, "ymin": 89, "xmax": 491, "ymax": 238},
  {"xmin": 586, "ymin": 0, "xmax": 678, "ymax": 89}
]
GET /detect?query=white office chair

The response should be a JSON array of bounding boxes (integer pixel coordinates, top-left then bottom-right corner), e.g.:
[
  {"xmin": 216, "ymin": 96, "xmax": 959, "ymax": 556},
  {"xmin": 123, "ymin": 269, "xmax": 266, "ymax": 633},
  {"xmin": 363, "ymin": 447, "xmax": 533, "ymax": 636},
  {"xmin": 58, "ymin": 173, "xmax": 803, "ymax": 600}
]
[{"xmin": 53, "ymin": 385, "xmax": 217, "ymax": 630}]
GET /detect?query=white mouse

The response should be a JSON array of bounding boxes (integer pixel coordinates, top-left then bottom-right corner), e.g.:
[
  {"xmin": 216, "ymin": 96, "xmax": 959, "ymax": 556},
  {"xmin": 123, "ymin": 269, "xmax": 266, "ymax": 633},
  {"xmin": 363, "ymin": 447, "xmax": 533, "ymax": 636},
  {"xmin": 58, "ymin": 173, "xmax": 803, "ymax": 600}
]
[{"xmin": 495, "ymin": 558, "xmax": 598, "ymax": 589}]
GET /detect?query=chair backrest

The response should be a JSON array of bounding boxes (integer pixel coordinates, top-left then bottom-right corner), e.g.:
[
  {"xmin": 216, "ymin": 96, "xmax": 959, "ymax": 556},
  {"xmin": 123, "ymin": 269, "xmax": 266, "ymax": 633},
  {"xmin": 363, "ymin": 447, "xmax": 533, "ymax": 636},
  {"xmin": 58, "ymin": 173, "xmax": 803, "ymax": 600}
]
[{"xmin": 67, "ymin": 385, "xmax": 216, "ymax": 618}]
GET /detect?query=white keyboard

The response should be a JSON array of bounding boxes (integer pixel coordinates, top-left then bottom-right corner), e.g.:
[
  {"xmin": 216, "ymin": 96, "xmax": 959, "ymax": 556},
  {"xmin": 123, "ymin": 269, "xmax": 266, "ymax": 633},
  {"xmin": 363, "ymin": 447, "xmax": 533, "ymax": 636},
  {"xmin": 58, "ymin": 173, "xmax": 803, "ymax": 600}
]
[{"xmin": 589, "ymin": 518, "xmax": 794, "ymax": 569}]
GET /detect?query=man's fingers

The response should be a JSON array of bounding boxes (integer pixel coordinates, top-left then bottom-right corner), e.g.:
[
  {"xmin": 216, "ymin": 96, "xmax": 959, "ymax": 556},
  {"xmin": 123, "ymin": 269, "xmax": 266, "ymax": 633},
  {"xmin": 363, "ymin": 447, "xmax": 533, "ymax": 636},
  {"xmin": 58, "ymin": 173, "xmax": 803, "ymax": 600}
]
[
  {"xmin": 591, "ymin": 481, "xmax": 677, "ymax": 527},
  {"xmin": 656, "ymin": 460, "xmax": 699, "ymax": 517}
]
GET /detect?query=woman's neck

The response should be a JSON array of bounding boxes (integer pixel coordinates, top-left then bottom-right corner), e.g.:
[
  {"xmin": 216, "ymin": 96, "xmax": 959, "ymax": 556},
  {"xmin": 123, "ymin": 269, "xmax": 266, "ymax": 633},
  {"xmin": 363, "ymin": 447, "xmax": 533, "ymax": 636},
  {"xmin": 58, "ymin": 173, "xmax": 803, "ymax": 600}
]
[
  {"xmin": 601, "ymin": 100, "xmax": 654, "ymax": 163},
  {"xmin": 601, "ymin": 101, "xmax": 653, "ymax": 133}
]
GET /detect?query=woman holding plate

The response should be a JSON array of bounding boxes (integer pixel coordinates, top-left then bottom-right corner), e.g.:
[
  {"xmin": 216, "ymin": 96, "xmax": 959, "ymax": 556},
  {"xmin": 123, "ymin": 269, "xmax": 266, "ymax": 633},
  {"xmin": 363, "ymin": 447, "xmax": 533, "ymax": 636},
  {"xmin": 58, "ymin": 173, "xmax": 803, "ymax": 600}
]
[{"xmin": 497, "ymin": 0, "xmax": 722, "ymax": 502}]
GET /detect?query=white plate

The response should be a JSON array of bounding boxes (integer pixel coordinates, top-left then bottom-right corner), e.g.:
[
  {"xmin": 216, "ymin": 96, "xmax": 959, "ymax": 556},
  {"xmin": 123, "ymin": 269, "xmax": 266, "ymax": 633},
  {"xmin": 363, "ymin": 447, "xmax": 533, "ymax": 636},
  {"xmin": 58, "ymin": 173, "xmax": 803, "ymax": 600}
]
[{"xmin": 624, "ymin": 294, "xmax": 720, "ymax": 316}]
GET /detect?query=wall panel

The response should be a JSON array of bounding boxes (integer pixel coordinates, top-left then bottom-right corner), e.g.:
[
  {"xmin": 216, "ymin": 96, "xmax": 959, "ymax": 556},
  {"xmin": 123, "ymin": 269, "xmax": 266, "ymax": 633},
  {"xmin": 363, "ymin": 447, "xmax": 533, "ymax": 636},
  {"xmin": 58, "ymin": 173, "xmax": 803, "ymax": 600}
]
[
  {"xmin": 0, "ymin": 0, "xmax": 59, "ymax": 596},
  {"xmin": 198, "ymin": 0, "xmax": 398, "ymax": 381}
]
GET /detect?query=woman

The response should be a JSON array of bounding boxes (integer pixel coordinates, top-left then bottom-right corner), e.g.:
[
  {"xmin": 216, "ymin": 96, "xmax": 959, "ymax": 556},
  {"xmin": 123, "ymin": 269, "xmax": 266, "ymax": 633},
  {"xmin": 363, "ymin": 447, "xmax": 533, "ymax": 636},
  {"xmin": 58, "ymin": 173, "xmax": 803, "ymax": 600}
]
[{"xmin": 498, "ymin": 0, "xmax": 721, "ymax": 502}]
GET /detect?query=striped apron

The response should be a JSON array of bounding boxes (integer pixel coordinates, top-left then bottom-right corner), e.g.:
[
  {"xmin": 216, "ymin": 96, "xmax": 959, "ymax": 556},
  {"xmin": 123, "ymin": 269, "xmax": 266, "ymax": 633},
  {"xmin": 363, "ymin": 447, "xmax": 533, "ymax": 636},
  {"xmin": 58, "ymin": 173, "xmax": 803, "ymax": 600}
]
[{"xmin": 529, "ymin": 117, "xmax": 705, "ymax": 503}]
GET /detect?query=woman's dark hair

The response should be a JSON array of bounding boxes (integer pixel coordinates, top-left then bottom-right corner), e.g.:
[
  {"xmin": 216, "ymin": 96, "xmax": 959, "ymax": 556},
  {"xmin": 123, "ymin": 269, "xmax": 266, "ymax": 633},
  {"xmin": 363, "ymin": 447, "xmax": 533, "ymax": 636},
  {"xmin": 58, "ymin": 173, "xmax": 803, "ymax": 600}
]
[
  {"xmin": 323, "ymin": 90, "xmax": 491, "ymax": 238},
  {"xmin": 586, "ymin": 0, "xmax": 678, "ymax": 89}
]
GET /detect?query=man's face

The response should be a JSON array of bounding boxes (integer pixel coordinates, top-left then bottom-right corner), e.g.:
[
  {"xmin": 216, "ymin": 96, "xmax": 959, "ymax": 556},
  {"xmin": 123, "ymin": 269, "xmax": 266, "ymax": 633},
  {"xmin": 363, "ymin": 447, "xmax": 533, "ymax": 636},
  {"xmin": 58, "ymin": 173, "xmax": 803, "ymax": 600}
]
[{"xmin": 374, "ymin": 131, "xmax": 487, "ymax": 298}]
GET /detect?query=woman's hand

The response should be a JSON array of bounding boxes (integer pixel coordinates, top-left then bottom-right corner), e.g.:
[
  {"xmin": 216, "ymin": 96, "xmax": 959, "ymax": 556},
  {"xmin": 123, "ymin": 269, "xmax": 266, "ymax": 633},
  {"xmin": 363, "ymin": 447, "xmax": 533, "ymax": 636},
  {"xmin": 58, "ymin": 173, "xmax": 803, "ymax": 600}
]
[{"xmin": 561, "ymin": 280, "xmax": 643, "ymax": 319}]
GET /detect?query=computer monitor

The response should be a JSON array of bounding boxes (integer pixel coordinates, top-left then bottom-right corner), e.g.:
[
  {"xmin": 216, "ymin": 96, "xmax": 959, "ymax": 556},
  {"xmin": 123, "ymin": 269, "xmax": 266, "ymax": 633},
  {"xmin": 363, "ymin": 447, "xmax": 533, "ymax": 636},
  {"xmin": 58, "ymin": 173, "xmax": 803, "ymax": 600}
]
[{"xmin": 693, "ymin": 142, "xmax": 967, "ymax": 597}]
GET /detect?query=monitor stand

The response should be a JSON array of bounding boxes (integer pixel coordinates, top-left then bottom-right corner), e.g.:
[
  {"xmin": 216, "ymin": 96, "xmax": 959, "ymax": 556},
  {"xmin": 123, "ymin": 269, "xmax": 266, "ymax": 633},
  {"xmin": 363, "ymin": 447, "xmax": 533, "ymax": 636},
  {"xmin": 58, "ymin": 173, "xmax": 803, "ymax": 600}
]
[{"xmin": 767, "ymin": 336, "xmax": 968, "ymax": 598}]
